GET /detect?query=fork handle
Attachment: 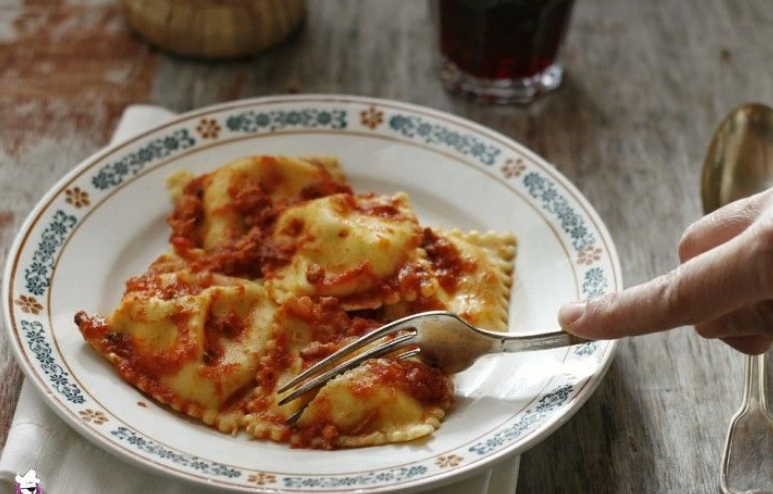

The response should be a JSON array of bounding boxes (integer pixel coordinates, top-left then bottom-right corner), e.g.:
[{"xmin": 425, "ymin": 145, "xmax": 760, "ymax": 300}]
[
  {"xmin": 720, "ymin": 353, "xmax": 773, "ymax": 493},
  {"xmin": 496, "ymin": 331, "xmax": 590, "ymax": 353}
]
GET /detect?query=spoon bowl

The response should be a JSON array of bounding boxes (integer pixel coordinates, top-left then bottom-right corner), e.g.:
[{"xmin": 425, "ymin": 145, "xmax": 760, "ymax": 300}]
[{"xmin": 703, "ymin": 103, "xmax": 773, "ymax": 214}]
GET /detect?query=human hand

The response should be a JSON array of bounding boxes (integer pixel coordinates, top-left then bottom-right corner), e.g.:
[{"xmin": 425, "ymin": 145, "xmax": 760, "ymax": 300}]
[{"xmin": 558, "ymin": 189, "xmax": 773, "ymax": 355}]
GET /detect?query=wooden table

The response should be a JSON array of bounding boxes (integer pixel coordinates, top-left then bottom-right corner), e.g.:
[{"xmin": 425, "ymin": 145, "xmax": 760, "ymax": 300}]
[{"xmin": 1, "ymin": 0, "xmax": 771, "ymax": 492}]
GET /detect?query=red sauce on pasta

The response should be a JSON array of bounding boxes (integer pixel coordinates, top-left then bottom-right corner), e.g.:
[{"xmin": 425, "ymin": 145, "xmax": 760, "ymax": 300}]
[
  {"xmin": 300, "ymin": 181, "xmax": 352, "ymax": 200},
  {"xmin": 203, "ymin": 310, "xmax": 247, "ymax": 365},
  {"xmin": 421, "ymin": 228, "xmax": 476, "ymax": 293},
  {"xmin": 255, "ymin": 332, "xmax": 291, "ymax": 392},
  {"xmin": 351, "ymin": 358, "xmax": 452, "ymax": 405},
  {"xmin": 183, "ymin": 227, "xmax": 294, "ymax": 278},
  {"xmin": 75, "ymin": 311, "xmax": 198, "ymax": 379},
  {"xmin": 306, "ymin": 261, "xmax": 382, "ymax": 292},
  {"xmin": 331, "ymin": 193, "xmax": 408, "ymax": 220},
  {"xmin": 167, "ymin": 175, "xmax": 208, "ymax": 245},
  {"xmin": 124, "ymin": 268, "xmax": 214, "ymax": 300}
]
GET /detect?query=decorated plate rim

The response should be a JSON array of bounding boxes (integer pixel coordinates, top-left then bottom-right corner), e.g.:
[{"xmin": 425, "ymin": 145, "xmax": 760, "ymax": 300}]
[{"xmin": 2, "ymin": 94, "xmax": 622, "ymax": 493}]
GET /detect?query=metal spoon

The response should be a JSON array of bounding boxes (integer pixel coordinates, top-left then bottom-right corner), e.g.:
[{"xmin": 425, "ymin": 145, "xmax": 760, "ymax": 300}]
[{"xmin": 702, "ymin": 103, "xmax": 773, "ymax": 494}]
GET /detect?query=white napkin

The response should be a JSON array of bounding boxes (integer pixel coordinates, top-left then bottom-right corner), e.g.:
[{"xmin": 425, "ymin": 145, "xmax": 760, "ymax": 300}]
[{"xmin": 0, "ymin": 104, "xmax": 520, "ymax": 494}]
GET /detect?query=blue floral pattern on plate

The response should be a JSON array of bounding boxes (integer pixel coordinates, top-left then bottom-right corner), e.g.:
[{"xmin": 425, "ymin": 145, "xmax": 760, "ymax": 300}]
[
  {"xmin": 225, "ymin": 109, "xmax": 347, "ymax": 133},
  {"xmin": 20, "ymin": 320, "xmax": 85, "ymax": 404},
  {"xmin": 388, "ymin": 114, "xmax": 500, "ymax": 166},
  {"xmin": 522, "ymin": 171, "xmax": 596, "ymax": 252},
  {"xmin": 468, "ymin": 384, "xmax": 574, "ymax": 455},
  {"xmin": 283, "ymin": 466, "xmax": 428, "ymax": 489},
  {"xmin": 24, "ymin": 210, "xmax": 77, "ymax": 296},
  {"xmin": 111, "ymin": 427, "xmax": 241, "ymax": 478},
  {"xmin": 92, "ymin": 129, "xmax": 196, "ymax": 190}
]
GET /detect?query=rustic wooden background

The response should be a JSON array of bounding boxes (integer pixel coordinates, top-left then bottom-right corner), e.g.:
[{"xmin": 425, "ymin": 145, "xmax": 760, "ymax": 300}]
[{"xmin": 2, "ymin": 0, "xmax": 772, "ymax": 492}]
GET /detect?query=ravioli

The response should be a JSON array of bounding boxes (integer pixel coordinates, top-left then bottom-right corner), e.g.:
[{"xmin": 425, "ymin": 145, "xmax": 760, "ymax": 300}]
[
  {"xmin": 238, "ymin": 296, "xmax": 451, "ymax": 449},
  {"xmin": 76, "ymin": 155, "xmax": 515, "ymax": 449},
  {"xmin": 266, "ymin": 192, "xmax": 425, "ymax": 308},
  {"xmin": 76, "ymin": 252, "xmax": 276, "ymax": 433},
  {"xmin": 167, "ymin": 155, "xmax": 350, "ymax": 250},
  {"xmin": 293, "ymin": 358, "xmax": 449, "ymax": 448}
]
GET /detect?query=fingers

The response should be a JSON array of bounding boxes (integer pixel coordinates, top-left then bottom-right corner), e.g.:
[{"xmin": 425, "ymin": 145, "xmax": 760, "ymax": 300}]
[
  {"xmin": 719, "ymin": 335, "xmax": 773, "ymax": 355},
  {"xmin": 678, "ymin": 191, "xmax": 771, "ymax": 263},
  {"xmin": 694, "ymin": 300, "xmax": 773, "ymax": 338},
  {"xmin": 558, "ymin": 225, "xmax": 772, "ymax": 339}
]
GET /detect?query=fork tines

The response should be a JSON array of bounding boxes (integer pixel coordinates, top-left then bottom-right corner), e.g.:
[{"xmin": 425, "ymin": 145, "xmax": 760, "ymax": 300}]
[
  {"xmin": 277, "ymin": 314, "xmax": 428, "ymax": 411},
  {"xmin": 278, "ymin": 330, "xmax": 418, "ymax": 408}
]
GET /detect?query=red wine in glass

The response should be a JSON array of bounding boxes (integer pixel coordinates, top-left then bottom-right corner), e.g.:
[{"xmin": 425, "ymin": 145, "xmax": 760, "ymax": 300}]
[{"xmin": 436, "ymin": 0, "xmax": 576, "ymax": 104}]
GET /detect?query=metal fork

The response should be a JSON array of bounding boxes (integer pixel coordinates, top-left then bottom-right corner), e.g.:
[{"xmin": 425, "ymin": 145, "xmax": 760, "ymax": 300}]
[{"xmin": 277, "ymin": 311, "xmax": 589, "ymax": 421}]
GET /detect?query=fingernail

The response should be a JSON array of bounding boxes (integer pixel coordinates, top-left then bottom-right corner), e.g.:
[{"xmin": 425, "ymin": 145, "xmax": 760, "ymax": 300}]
[{"xmin": 558, "ymin": 302, "xmax": 586, "ymax": 328}]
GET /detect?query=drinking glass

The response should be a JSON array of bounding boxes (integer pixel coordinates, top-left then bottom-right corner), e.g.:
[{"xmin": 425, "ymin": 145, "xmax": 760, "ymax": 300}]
[{"xmin": 433, "ymin": 0, "xmax": 576, "ymax": 104}]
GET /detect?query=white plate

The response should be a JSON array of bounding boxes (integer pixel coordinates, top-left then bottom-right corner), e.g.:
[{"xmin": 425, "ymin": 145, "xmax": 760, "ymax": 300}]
[{"xmin": 2, "ymin": 95, "xmax": 621, "ymax": 493}]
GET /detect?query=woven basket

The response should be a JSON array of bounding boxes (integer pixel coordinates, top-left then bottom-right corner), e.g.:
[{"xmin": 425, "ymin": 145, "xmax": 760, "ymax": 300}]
[{"xmin": 122, "ymin": 0, "xmax": 307, "ymax": 59}]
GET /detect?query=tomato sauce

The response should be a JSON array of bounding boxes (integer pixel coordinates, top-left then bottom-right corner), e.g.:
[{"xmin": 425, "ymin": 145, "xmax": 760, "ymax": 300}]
[
  {"xmin": 230, "ymin": 179, "xmax": 274, "ymax": 230},
  {"xmin": 167, "ymin": 175, "xmax": 207, "ymax": 245},
  {"xmin": 203, "ymin": 310, "xmax": 247, "ymax": 365},
  {"xmin": 305, "ymin": 260, "xmax": 382, "ymax": 293},
  {"xmin": 421, "ymin": 228, "xmax": 476, "ymax": 293},
  {"xmin": 281, "ymin": 217, "xmax": 305, "ymax": 237},
  {"xmin": 330, "ymin": 193, "xmax": 408, "ymax": 220},
  {"xmin": 354, "ymin": 358, "xmax": 452, "ymax": 405},
  {"xmin": 198, "ymin": 362, "xmax": 241, "ymax": 399},
  {"xmin": 255, "ymin": 333, "xmax": 291, "ymax": 392},
  {"xmin": 124, "ymin": 269, "xmax": 214, "ymax": 300},
  {"xmin": 281, "ymin": 296, "xmax": 377, "ymax": 345},
  {"xmin": 300, "ymin": 180, "xmax": 352, "ymax": 200},
  {"xmin": 394, "ymin": 261, "xmax": 434, "ymax": 296},
  {"xmin": 75, "ymin": 310, "xmax": 198, "ymax": 378},
  {"xmin": 185, "ymin": 227, "xmax": 294, "ymax": 278},
  {"xmin": 305, "ymin": 263, "xmax": 325, "ymax": 285},
  {"xmin": 290, "ymin": 396, "xmax": 340, "ymax": 450},
  {"xmin": 74, "ymin": 311, "xmax": 109, "ymax": 341},
  {"xmin": 292, "ymin": 422, "xmax": 340, "ymax": 450}
]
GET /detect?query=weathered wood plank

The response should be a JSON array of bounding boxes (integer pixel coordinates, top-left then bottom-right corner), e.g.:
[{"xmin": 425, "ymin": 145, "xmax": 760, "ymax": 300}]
[
  {"xmin": 0, "ymin": 208, "xmax": 21, "ymax": 453},
  {"xmin": 0, "ymin": 1, "xmax": 157, "ymax": 157},
  {"xmin": 0, "ymin": 0, "xmax": 158, "ymax": 453}
]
